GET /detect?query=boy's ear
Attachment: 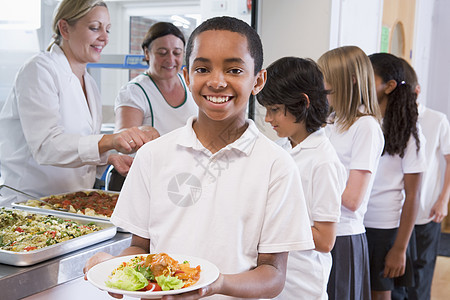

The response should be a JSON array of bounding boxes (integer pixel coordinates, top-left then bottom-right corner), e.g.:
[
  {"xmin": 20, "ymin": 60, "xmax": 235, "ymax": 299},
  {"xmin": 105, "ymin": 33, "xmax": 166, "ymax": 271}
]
[
  {"xmin": 251, "ymin": 69, "xmax": 267, "ymax": 95},
  {"xmin": 385, "ymin": 79, "xmax": 397, "ymax": 95},
  {"xmin": 183, "ymin": 66, "xmax": 190, "ymax": 89},
  {"xmin": 301, "ymin": 93, "xmax": 310, "ymax": 108}
]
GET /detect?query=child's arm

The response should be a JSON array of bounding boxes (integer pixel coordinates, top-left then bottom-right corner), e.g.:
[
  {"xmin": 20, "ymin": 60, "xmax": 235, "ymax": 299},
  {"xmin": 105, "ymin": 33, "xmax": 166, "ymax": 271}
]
[
  {"xmin": 311, "ymin": 222, "xmax": 337, "ymax": 252},
  {"xmin": 341, "ymin": 169, "xmax": 371, "ymax": 211},
  {"xmin": 383, "ymin": 173, "xmax": 421, "ymax": 278},
  {"xmin": 166, "ymin": 252, "xmax": 288, "ymax": 299},
  {"xmin": 429, "ymin": 154, "xmax": 450, "ymax": 223}
]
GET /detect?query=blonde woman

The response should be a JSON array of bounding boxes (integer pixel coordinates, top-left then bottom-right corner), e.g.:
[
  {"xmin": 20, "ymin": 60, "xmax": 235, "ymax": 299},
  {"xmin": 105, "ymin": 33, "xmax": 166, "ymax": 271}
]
[
  {"xmin": 318, "ymin": 46, "xmax": 385, "ymax": 300},
  {"xmin": 0, "ymin": 0, "xmax": 153, "ymax": 200}
]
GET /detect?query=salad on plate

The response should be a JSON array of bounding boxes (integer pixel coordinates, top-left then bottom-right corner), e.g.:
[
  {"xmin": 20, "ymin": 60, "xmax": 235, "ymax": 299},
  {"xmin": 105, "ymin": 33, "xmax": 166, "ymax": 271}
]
[
  {"xmin": 105, "ymin": 253, "xmax": 201, "ymax": 292},
  {"xmin": 87, "ymin": 252, "xmax": 220, "ymax": 298}
]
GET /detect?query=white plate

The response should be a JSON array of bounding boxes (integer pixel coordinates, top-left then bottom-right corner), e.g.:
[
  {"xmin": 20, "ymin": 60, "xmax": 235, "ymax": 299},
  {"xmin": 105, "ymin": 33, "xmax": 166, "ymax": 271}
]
[{"xmin": 87, "ymin": 254, "xmax": 220, "ymax": 299}]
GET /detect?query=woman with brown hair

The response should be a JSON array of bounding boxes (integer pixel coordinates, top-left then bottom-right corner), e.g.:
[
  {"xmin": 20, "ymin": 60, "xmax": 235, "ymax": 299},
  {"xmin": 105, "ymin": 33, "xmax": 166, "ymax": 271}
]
[{"xmin": 108, "ymin": 22, "xmax": 197, "ymax": 191}]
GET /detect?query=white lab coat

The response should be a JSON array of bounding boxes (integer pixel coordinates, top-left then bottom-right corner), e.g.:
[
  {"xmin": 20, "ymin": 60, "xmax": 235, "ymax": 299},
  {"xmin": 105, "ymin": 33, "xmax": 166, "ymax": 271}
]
[{"xmin": 0, "ymin": 44, "xmax": 107, "ymax": 201}]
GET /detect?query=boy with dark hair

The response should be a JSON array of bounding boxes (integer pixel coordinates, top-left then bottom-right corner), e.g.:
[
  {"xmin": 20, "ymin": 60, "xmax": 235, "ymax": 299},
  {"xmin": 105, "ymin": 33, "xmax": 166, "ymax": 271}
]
[
  {"xmin": 257, "ymin": 56, "xmax": 346, "ymax": 299},
  {"xmin": 84, "ymin": 16, "xmax": 314, "ymax": 299}
]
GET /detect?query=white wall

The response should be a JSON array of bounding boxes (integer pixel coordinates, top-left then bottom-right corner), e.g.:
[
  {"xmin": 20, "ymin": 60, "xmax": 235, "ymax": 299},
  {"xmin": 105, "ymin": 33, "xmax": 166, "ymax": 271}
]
[
  {"xmin": 200, "ymin": 0, "xmax": 251, "ymax": 23},
  {"xmin": 97, "ymin": 2, "xmax": 130, "ymax": 113},
  {"xmin": 334, "ymin": 0, "xmax": 382, "ymax": 55},
  {"xmin": 3, "ymin": 0, "xmax": 447, "ymax": 125},
  {"xmin": 0, "ymin": 0, "xmax": 43, "ymax": 107},
  {"xmin": 423, "ymin": 0, "xmax": 450, "ymax": 118},
  {"xmin": 411, "ymin": 0, "xmax": 434, "ymax": 107},
  {"xmin": 405, "ymin": 0, "xmax": 450, "ymax": 120},
  {"xmin": 256, "ymin": 0, "xmax": 334, "ymax": 140},
  {"xmin": 256, "ymin": 0, "xmax": 383, "ymax": 140}
]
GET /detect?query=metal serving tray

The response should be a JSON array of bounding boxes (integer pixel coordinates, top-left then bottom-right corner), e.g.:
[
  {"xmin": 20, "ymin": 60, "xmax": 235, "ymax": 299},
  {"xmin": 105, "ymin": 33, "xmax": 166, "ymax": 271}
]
[
  {"xmin": 11, "ymin": 189, "xmax": 128, "ymax": 233},
  {"xmin": 0, "ymin": 208, "xmax": 117, "ymax": 266},
  {"xmin": 11, "ymin": 189, "xmax": 118, "ymax": 222}
]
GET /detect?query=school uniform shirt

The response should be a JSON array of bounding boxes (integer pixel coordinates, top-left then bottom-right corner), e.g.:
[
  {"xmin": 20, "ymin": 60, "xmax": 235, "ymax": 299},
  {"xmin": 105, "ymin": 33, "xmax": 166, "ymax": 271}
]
[
  {"xmin": 111, "ymin": 117, "xmax": 315, "ymax": 300},
  {"xmin": 364, "ymin": 125, "xmax": 427, "ymax": 229},
  {"xmin": 0, "ymin": 44, "xmax": 107, "ymax": 199},
  {"xmin": 325, "ymin": 115, "xmax": 385, "ymax": 236},
  {"xmin": 415, "ymin": 103, "xmax": 450, "ymax": 225},
  {"xmin": 114, "ymin": 72, "xmax": 197, "ymax": 136},
  {"xmin": 275, "ymin": 129, "xmax": 346, "ymax": 300}
]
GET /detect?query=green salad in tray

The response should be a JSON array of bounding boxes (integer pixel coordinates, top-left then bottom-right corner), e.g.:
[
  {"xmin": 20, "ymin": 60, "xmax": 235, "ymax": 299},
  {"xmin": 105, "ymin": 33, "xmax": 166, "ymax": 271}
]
[
  {"xmin": 105, "ymin": 253, "xmax": 201, "ymax": 292},
  {"xmin": 0, "ymin": 208, "xmax": 102, "ymax": 252}
]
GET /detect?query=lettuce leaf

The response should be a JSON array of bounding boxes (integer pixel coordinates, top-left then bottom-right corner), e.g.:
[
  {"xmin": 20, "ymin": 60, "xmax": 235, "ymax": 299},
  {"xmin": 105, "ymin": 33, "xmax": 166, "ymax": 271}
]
[
  {"xmin": 105, "ymin": 266, "xmax": 149, "ymax": 291},
  {"xmin": 135, "ymin": 264, "xmax": 154, "ymax": 280},
  {"xmin": 155, "ymin": 275, "xmax": 184, "ymax": 291}
]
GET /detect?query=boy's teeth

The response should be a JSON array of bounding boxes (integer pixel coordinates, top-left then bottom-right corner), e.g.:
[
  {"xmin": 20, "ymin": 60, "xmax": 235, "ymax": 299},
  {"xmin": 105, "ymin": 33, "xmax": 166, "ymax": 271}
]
[{"xmin": 206, "ymin": 96, "xmax": 230, "ymax": 103}]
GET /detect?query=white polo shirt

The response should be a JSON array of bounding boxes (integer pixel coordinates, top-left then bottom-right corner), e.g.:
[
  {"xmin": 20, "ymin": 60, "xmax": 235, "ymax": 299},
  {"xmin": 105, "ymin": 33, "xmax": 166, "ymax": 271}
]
[
  {"xmin": 111, "ymin": 117, "xmax": 314, "ymax": 300},
  {"xmin": 415, "ymin": 104, "xmax": 450, "ymax": 225},
  {"xmin": 115, "ymin": 73, "xmax": 197, "ymax": 136},
  {"xmin": 364, "ymin": 125, "xmax": 427, "ymax": 229},
  {"xmin": 325, "ymin": 116, "xmax": 384, "ymax": 236},
  {"xmin": 275, "ymin": 129, "xmax": 346, "ymax": 300}
]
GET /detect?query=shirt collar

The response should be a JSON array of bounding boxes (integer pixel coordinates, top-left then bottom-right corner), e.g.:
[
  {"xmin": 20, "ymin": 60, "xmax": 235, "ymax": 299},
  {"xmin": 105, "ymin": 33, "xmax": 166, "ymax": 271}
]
[
  {"xmin": 178, "ymin": 116, "xmax": 259, "ymax": 156},
  {"xmin": 290, "ymin": 128, "xmax": 326, "ymax": 153},
  {"xmin": 417, "ymin": 102, "xmax": 425, "ymax": 116},
  {"xmin": 49, "ymin": 44, "xmax": 79, "ymax": 76}
]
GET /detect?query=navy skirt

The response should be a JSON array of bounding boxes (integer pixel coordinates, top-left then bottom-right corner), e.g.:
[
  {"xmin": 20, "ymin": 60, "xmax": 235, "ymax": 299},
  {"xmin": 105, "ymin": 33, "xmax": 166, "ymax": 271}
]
[{"xmin": 327, "ymin": 233, "xmax": 372, "ymax": 300}]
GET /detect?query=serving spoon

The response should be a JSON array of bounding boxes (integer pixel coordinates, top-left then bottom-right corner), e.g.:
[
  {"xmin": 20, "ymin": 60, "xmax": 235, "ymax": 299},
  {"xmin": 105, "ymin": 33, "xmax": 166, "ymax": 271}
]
[{"xmin": 0, "ymin": 184, "xmax": 69, "ymax": 212}]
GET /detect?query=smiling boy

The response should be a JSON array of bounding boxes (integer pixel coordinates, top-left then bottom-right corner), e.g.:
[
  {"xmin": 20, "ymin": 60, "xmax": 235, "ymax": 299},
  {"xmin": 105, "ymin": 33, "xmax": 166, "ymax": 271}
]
[{"xmin": 84, "ymin": 16, "xmax": 314, "ymax": 299}]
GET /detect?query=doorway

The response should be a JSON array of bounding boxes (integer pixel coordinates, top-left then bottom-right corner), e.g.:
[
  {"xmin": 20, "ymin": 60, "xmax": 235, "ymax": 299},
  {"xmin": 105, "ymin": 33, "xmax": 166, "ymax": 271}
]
[{"xmin": 380, "ymin": 0, "xmax": 416, "ymax": 62}]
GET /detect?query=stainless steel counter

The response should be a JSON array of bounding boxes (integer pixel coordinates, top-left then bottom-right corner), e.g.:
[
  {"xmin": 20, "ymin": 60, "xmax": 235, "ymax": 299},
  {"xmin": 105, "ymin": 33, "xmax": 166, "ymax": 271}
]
[{"xmin": 0, "ymin": 232, "xmax": 132, "ymax": 300}]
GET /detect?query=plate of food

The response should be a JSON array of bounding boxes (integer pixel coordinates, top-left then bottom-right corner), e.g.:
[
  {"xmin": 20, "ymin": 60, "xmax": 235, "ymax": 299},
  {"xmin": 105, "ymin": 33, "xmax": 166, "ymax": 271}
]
[{"xmin": 87, "ymin": 253, "xmax": 220, "ymax": 298}]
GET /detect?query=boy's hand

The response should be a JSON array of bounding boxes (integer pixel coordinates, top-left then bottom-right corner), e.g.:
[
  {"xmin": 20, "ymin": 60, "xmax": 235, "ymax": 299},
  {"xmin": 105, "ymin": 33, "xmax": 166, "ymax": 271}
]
[
  {"xmin": 162, "ymin": 274, "xmax": 223, "ymax": 299},
  {"xmin": 383, "ymin": 246, "xmax": 406, "ymax": 278},
  {"xmin": 83, "ymin": 251, "xmax": 114, "ymax": 280},
  {"xmin": 83, "ymin": 252, "xmax": 125, "ymax": 299}
]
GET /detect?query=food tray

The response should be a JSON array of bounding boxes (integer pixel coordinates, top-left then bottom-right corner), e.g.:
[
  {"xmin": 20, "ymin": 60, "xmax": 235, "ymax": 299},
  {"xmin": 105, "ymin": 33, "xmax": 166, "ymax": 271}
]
[
  {"xmin": 12, "ymin": 189, "xmax": 128, "ymax": 233},
  {"xmin": 0, "ymin": 207, "xmax": 117, "ymax": 266},
  {"xmin": 11, "ymin": 189, "xmax": 119, "ymax": 222}
]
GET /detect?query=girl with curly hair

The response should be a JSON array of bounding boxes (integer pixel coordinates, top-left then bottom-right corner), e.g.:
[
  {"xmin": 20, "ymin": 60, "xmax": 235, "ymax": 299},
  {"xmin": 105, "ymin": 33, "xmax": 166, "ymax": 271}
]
[{"xmin": 365, "ymin": 53, "xmax": 427, "ymax": 300}]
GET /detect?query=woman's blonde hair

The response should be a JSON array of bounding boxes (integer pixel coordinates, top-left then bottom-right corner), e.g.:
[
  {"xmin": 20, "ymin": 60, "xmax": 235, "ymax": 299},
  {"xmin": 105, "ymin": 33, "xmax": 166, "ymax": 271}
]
[
  {"xmin": 318, "ymin": 45, "xmax": 381, "ymax": 132},
  {"xmin": 47, "ymin": 0, "xmax": 107, "ymax": 51}
]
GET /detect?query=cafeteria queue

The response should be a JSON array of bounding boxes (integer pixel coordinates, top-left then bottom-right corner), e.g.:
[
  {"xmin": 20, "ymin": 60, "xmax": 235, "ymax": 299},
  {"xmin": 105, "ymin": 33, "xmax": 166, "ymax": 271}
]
[{"xmin": 0, "ymin": 0, "xmax": 449, "ymax": 299}]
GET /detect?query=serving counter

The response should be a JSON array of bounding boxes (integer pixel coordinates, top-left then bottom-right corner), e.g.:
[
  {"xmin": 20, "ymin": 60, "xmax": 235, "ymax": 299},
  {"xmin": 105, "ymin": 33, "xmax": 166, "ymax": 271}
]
[{"xmin": 0, "ymin": 232, "xmax": 132, "ymax": 300}]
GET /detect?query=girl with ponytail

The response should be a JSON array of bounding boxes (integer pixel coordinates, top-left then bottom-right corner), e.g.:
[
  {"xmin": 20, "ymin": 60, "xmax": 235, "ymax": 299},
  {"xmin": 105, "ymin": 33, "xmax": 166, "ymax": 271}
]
[{"xmin": 365, "ymin": 53, "xmax": 427, "ymax": 300}]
